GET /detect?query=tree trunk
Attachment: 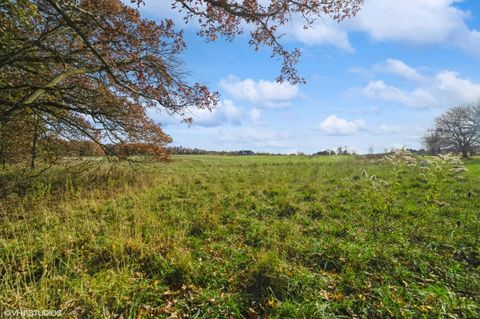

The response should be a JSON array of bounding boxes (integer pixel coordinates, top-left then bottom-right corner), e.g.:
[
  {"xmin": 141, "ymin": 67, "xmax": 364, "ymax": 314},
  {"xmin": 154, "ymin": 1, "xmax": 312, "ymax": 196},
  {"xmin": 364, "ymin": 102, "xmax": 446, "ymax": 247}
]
[
  {"xmin": 0, "ymin": 143, "xmax": 5, "ymax": 169},
  {"xmin": 30, "ymin": 114, "xmax": 38, "ymax": 169},
  {"xmin": 461, "ymin": 147, "xmax": 469, "ymax": 158},
  {"xmin": 0, "ymin": 125, "xmax": 4, "ymax": 169}
]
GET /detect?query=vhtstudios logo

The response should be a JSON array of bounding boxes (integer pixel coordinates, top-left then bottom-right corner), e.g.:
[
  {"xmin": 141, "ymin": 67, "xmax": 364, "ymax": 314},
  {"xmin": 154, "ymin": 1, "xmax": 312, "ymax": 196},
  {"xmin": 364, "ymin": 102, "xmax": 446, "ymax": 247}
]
[{"xmin": 3, "ymin": 309, "xmax": 62, "ymax": 318}]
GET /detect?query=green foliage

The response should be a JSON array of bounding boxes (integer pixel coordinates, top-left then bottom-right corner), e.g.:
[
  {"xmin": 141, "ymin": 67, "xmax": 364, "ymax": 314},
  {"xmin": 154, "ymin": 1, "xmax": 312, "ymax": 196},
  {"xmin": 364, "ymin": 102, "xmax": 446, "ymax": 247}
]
[{"xmin": 0, "ymin": 155, "xmax": 479, "ymax": 318}]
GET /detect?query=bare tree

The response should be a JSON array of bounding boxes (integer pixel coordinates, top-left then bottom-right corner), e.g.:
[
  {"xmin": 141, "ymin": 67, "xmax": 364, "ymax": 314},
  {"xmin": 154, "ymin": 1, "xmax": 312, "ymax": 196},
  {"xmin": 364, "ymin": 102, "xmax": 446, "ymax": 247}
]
[
  {"xmin": 368, "ymin": 144, "xmax": 375, "ymax": 155},
  {"xmin": 433, "ymin": 102, "xmax": 480, "ymax": 158}
]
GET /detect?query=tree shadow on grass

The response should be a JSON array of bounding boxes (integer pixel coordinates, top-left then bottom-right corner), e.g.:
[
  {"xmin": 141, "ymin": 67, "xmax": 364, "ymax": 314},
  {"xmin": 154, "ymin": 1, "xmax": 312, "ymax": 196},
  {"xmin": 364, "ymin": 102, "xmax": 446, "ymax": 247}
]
[{"xmin": 0, "ymin": 159, "xmax": 152, "ymax": 208}]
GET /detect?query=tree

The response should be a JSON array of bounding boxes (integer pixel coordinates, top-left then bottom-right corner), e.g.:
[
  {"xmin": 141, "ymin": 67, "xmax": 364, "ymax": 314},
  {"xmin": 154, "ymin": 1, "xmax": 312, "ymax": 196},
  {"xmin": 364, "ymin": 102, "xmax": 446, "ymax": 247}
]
[
  {"xmin": 428, "ymin": 102, "xmax": 480, "ymax": 158},
  {"xmin": 1, "ymin": 0, "xmax": 218, "ymax": 164},
  {"xmin": 422, "ymin": 129, "xmax": 442, "ymax": 156},
  {"xmin": 0, "ymin": 0, "xmax": 363, "ymax": 164},
  {"xmin": 368, "ymin": 144, "xmax": 375, "ymax": 155}
]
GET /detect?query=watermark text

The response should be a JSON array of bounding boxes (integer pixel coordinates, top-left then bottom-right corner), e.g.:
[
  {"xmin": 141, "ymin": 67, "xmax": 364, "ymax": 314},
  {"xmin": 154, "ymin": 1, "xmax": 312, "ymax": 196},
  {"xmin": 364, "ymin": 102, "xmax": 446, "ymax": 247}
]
[{"xmin": 3, "ymin": 309, "xmax": 62, "ymax": 317}]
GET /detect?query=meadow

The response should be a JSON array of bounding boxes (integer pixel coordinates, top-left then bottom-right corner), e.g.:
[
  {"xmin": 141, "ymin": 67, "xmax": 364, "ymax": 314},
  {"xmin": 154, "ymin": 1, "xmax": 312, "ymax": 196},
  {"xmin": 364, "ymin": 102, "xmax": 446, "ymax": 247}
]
[{"xmin": 0, "ymin": 154, "xmax": 479, "ymax": 318}]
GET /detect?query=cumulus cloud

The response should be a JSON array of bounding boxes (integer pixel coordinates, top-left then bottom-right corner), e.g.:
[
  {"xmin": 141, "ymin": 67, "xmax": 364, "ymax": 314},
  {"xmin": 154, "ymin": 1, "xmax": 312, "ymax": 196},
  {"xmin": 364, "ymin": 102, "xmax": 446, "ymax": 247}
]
[
  {"xmin": 360, "ymin": 80, "xmax": 437, "ymax": 109},
  {"xmin": 355, "ymin": 60, "xmax": 480, "ymax": 109},
  {"xmin": 190, "ymin": 99, "xmax": 243, "ymax": 127},
  {"xmin": 433, "ymin": 71, "xmax": 480, "ymax": 104},
  {"xmin": 219, "ymin": 75, "xmax": 300, "ymax": 108},
  {"xmin": 350, "ymin": 59, "xmax": 426, "ymax": 81},
  {"xmin": 319, "ymin": 115, "xmax": 366, "ymax": 135},
  {"xmin": 373, "ymin": 59, "xmax": 426, "ymax": 82},
  {"xmin": 291, "ymin": 0, "xmax": 480, "ymax": 56},
  {"xmin": 351, "ymin": 0, "xmax": 468, "ymax": 44},
  {"xmin": 153, "ymin": 99, "xmax": 274, "ymax": 128},
  {"xmin": 249, "ymin": 108, "xmax": 264, "ymax": 124},
  {"xmin": 459, "ymin": 29, "xmax": 480, "ymax": 56},
  {"xmin": 152, "ymin": 99, "xmax": 243, "ymax": 127},
  {"xmin": 290, "ymin": 18, "xmax": 353, "ymax": 52}
]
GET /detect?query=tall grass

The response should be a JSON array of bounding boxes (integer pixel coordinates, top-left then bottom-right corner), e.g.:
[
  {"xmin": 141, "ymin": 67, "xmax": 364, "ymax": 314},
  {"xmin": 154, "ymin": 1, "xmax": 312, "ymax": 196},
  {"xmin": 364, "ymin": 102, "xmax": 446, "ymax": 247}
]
[{"xmin": 0, "ymin": 155, "xmax": 479, "ymax": 318}]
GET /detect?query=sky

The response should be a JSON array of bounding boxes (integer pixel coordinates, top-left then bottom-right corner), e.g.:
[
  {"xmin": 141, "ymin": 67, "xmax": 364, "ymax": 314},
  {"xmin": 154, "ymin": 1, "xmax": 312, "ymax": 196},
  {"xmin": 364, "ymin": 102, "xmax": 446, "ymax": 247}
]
[{"xmin": 137, "ymin": 0, "xmax": 480, "ymax": 154}]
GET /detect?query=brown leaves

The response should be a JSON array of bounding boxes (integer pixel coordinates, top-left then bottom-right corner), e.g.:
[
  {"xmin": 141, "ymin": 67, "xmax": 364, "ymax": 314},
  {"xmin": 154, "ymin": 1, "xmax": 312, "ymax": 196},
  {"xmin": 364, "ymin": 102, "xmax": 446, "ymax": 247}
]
[
  {"xmin": 319, "ymin": 289, "xmax": 345, "ymax": 301},
  {"xmin": 1, "ymin": 0, "xmax": 220, "ymax": 162}
]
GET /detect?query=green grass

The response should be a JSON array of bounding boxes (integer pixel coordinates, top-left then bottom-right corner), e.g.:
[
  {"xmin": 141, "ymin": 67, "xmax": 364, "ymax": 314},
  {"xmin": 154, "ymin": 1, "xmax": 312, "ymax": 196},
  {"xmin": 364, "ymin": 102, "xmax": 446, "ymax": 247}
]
[{"xmin": 0, "ymin": 155, "xmax": 479, "ymax": 318}]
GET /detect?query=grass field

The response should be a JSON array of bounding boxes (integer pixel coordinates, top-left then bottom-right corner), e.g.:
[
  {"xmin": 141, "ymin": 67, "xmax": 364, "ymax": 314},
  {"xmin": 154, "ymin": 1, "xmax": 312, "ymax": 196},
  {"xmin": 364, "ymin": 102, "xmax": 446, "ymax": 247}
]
[{"xmin": 0, "ymin": 154, "xmax": 479, "ymax": 318}]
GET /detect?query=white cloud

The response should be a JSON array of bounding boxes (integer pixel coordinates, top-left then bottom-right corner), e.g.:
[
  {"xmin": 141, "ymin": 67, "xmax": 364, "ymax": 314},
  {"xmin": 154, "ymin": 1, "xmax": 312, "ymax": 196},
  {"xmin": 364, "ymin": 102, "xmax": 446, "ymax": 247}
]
[
  {"xmin": 152, "ymin": 99, "xmax": 243, "ymax": 127},
  {"xmin": 355, "ymin": 60, "xmax": 480, "ymax": 109},
  {"xmin": 434, "ymin": 71, "xmax": 480, "ymax": 105},
  {"xmin": 290, "ymin": 0, "xmax": 480, "ymax": 56},
  {"xmin": 319, "ymin": 115, "xmax": 366, "ymax": 135},
  {"xmin": 219, "ymin": 75, "xmax": 300, "ymax": 108},
  {"xmin": 459, "ymin": 29, "xmax": 480, "ymax": 56},
  {"xmin": 360, "ymin": 80, "xmax": 437, "ymax": 109},
  {"xmin": 350, "ymin": 59, "xmax": 426, "ymax": 81},
  {"xmin": 189, "ymin": 99, "xmax": 243, "ymax": 127},
  {"xmin": 351, "ymin": 0, "xmax": 468, "ymax": 44},
  {"xmin": 158, "ymin": 96, "xmax": 310, "ymax": 129},
  {"xmin": 373, "ymin": 59, "xmax": 425, "ymax": 82},
  {"xmin": 291, "ymin": 18, "xmax": 353, "ymax": 52},
  {"xmin": 249, "ymin": 108, "xmax": 264, "ymax": 124},
  {"xmin": 349, "ymin": 0, "xmax": 480, "ymax": 57}
]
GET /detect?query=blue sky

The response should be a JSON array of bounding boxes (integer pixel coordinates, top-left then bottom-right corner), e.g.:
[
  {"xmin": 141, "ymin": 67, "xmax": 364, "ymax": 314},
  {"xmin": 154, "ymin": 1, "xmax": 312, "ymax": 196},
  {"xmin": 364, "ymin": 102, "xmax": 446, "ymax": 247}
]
[{"xmin": 139, "ymin": 0, "xmax": 480, "ymax": 154}]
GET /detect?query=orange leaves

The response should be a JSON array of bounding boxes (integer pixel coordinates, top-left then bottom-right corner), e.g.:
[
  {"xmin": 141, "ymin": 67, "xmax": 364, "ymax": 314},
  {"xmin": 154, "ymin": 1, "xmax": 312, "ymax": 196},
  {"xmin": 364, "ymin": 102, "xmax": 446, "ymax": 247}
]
[
  {"xmin": 82, "ymin": 0, "xmax": 122, "ymax": 15},
  {"xmin": 320, "ymin": 289, "xmax": 345, "ymax": 301},
  {"xmin": 1, "ymin": 0, "xmax": 220, "ymax": 162}
]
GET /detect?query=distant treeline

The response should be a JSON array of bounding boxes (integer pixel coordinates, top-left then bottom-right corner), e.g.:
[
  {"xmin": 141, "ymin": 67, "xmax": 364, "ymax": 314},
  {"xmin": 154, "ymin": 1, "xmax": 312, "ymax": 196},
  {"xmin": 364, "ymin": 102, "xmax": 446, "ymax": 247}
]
[
  {"xmin": 1, "ymin": 137, "xmax": 432, "ymax": 169},
  {"xmin": 168, "ymin": 147, "xmax": 257, "ymax": 156},
  {"xmin": 169, "ymin": 146, "xmax": 429, "ymax": 156},
  {"xmin": 310, "ymin": 148, "xmax": 426, "ymax": 156}
]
